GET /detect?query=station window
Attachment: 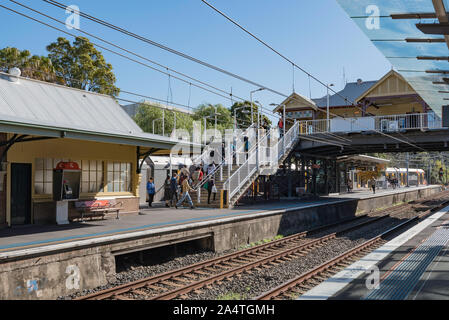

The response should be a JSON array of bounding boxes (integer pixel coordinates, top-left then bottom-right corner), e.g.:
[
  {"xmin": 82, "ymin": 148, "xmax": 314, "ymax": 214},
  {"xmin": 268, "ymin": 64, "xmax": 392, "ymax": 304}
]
[
  {"xmin": 81, "ymin": 160, "xmax": 104, "ymax": 193},
  {"xmin": 106, "ymin": 162, "xmax": 132, "ymax": 193},
  {"xmin": 35, "ymin": 159, "xmax": 105, "ymax": 195},
  {"xmin": 34, "ymin": 158, "xmax": 56, "ymax": 195}
]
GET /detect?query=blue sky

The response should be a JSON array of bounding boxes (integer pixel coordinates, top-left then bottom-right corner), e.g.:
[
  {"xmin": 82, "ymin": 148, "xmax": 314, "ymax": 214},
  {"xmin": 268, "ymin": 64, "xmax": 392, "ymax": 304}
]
[{"xmin": 0, "ymin": 0, "xmax": 391, "ymax": 117}]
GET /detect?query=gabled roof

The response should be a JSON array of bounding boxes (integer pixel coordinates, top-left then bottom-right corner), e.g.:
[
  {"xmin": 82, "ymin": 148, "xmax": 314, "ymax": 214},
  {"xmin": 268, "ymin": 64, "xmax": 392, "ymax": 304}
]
[
  {"xmin": 275, "ymin": 92, "xmax": 318, "ymax": 112},
  {"xmin": 354, "ymin": 70, "xmax": 417, "ymax": 103},
  {"xmin": 313, "ymin": 80, "xmax": 377, "ymax": 108},
  {"xmin": 0, "ymin": 72, "xmax": 191, "ymax": 149}
]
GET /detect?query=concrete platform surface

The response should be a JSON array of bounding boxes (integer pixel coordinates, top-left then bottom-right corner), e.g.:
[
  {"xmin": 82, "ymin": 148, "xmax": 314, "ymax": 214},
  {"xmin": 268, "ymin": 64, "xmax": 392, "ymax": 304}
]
[
  {"xmin": 299, "ymin": 203, "xmax": 449, "ymax": 300},
  {"xmin": 0, "ymin": 185, "xmax": 438, "ymax": 256}
]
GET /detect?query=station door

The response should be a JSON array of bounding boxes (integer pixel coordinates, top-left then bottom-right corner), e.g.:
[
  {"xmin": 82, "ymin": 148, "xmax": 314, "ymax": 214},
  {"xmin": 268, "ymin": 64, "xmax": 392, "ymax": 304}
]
[{"xmin": 11, "ymin": 163, "xmax": 32, "ymax": 225}]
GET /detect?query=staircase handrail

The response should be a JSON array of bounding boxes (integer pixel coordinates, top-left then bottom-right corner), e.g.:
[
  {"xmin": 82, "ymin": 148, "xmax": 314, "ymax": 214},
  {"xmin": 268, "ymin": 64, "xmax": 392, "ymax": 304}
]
[
  {"xmin": 192, "ymin": 124, "xmax": 260, "ymax": 192},
  {"xmin": 192, "ymin": 123, "xmax": 256, "ymax": 165},
  {"xmin": 223, "ymin": 129, "xmax": 273, "ymax": 199},
  {"xmin": 224, "ymin": 122, "xmax": 300, "ymax": 201}
]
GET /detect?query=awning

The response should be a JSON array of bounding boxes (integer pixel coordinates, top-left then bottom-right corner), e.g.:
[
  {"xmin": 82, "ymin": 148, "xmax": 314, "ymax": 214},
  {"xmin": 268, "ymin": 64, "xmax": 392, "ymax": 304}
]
[
  {"xmin": 0, "ymin": 72, "xmax": 195, "ymax": 150},
  {"xmin": 337, "ymin": 0, "xmax": 449, "ymax": 117}
]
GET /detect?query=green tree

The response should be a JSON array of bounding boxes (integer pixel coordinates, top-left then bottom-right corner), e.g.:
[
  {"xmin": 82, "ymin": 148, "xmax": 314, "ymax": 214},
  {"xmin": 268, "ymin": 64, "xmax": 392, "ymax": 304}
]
[
  {"xmin": 230, "ymin": 101, "xmax": 271, "ymax": 130},
  {"xmin": 193, "ymin": 103, "xmax": 234, "ymax": 132},
  {"xmin": 0, "ymin": 47, "xmax": 57, "ymax": 82},
  {"xmin": 134, "ymin": 102, "xmax": 194, "ymax": 136},
  {"xmin": 47, "ymin": 37, "xmax": 119, "ymax": 96}
]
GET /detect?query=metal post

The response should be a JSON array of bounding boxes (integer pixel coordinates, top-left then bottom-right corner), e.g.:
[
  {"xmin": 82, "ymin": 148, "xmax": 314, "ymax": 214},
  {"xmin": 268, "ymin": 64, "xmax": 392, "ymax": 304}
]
[
  {"xmin": 173, "ymin": 111, "xmax": 176, "ymax": 137},
  {"xmin": 250, "ymin": 92, "xmax": 253, "ymax": 124},
  {"xmin": 283, "ymin": 104, "xmax": 286, "ymax": 154},
  {"xmin": 406, "ymin": 152, "xmax": 410, "ymax": 187},
  {"xmin": 215, "ymin": 107, "xmax": 218, "ymax": 138},
  {"xmin": 228, "ymin": 143, "xmax": 231, "ymax": 189},
  {"xmin": 234, "ymin": 109, "xmax": 237, "ymax": 131},
  {"xmin": 203, "ymin": 118, "xmax": 207, "ymax": 146},
  {"xmin": 327, "ymin": 85, "xmax": 329, "ymax": 127},
  {"xmin": 162, "ymin": 109, "xmax": 165, "ymax": 136}
]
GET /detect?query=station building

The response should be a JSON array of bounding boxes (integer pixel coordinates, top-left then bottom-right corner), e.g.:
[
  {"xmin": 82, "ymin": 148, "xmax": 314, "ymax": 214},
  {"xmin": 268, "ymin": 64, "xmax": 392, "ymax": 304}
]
[
  {"xmin": 275, "ymin": 69, "xmax": 436, "ymax": 124},
  {"xmin": 0, "ymin": 70, "xmax": 188, "ymax": 228}
]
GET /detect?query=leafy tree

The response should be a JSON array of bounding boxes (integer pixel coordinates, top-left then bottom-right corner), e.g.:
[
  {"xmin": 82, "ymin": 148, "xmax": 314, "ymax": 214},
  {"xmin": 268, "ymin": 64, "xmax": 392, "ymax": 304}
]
[
  {"xmin": 0, "ymin": 47, "xmax": 57, "ymax": 82},
  {"xmin": 134, "ymin": 102, "xmax": 194, "ymax": 136},
  {"xmin": 193, "ymin": 103, "xmax": 233, "ymax": 132},
  {"xmin": 47, "ymin": 37, "xmax": 119, "ymax": 96},
  {"xmin": 230, "ymin": 101, "xmax": 271, "ymax": 130}
]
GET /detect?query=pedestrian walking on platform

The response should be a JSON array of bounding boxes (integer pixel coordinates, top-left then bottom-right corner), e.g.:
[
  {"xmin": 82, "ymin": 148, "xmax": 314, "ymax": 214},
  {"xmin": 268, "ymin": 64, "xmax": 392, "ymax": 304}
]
[
  {"xmin": 147, "ymin": 177, "xmax": 155, "ymax": 208},
  {"xmin": 176, "ymin": 174, "xmax": 195, "ymax": 209},
  {"xmin": 164, "ymin": 175, "xmax": 171, "ymax": 208},
  {"xmin": 207, "ymin": 177, "xmax": 217, "ymax": 204},
  {"xmin": 170, "ymin": 172, "xmax": 179, "ymax": 207},
  {"xmin": 369, "ymin": 177, "xmax": 377, "ymax": 194}
]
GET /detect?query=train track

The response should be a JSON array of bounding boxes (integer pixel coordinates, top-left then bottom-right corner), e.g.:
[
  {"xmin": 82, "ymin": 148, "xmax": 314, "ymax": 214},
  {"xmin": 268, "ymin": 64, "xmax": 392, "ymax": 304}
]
[
  {"xmin": 76, "ymin": 190, "xmax": 449, "ymax": 301},
  {"xmin": 256, "ymin": 197, "xmax": 449, "ymax": 300}
]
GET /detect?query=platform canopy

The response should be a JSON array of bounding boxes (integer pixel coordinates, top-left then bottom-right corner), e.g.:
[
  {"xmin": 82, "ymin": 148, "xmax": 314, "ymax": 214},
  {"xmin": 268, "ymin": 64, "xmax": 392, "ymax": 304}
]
[
  {"xmin": 337, "ymin": 154, "xmax": 390, "ymax": 166},
  {"xmin": 0, "ymin": 72, "xmax": 194, "ymax": 150},
  {"xmin": 337, "ymin": 0, "xmax": 449, "ymax": 117}
]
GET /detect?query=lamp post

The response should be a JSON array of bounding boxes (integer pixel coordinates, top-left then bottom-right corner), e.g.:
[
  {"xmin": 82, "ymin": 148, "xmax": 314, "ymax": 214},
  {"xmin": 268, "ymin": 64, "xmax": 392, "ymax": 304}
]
[
  {"xmin": 203, "ymin": 115, "xmax": 214, "ymax": 145},
  {"xmin": 152, "ymin": 118, "xmax": 162, "ymax": 135},
  {"xmin": 254, "ymin": 100, "xmax": 263, "ymax": 131},
  {"xmin": 327, "ymin": 84, "xmax": 334, "ymax": 131},
  {"xmin": 173, "ymin": 110, "xmax": 176, "ymax": 138},
  {"xmin": 250, "ymin": 88, "xmax": 266, "ymax": 124},
  {"xmin": 234, "ymin": 105, "xmax": 250, "ymax": 131}
]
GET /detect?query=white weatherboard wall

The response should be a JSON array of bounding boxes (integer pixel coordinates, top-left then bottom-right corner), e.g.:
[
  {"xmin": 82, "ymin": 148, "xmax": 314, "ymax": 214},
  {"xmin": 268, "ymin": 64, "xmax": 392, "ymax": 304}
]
[{"xmin": 331, "ymin": 117, "xmax": 375, "ymax": 133}]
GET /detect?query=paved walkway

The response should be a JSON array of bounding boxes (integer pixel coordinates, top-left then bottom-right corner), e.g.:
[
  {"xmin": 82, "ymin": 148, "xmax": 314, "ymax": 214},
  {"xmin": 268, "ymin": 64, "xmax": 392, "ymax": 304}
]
[
  {"xmin": 299, "ymin": 203, "xmax": 449, "ymax": 300},
  {"xmin": 0, "ymin": 185, "xmax": 437, "ymax": 255}
]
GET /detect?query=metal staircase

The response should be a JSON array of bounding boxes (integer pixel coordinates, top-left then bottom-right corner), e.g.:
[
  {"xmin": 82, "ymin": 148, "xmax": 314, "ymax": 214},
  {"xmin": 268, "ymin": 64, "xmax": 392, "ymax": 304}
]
[
  {"xmin": 191, "ymin": 122, "xmax": 300, "ymax": 208},
  {"xmin": 192, "ymin": 125, "xmax": 257, "ymax": 208},
  {"xmin": 224, "ymin": 121, "xmax": 300, "ymax": 207}
]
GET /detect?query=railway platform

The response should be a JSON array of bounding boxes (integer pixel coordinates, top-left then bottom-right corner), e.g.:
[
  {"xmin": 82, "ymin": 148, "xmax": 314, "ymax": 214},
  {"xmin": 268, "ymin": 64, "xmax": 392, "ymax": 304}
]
[
  {"xmin": 0, "ymin": 185, "xmax": 438, "ymax": 255},
  {"xmin": 0, "ymin": 185, "xmax": 441, "ymax": 300},
  {"xmin": 299, "ymin": 201, "xmax": 449, "ymax": 300}
]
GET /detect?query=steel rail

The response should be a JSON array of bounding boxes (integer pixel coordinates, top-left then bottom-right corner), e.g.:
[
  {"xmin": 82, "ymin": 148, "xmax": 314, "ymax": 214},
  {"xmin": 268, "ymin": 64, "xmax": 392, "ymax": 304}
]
[
  {"xmin": 76, "ymin": 214, "xmax": 371, "ymax": 300},
  {"xmin": 256, "ymin": 198, "xmax": 449, "ymax": 300},
  {"xmin": 76, "ymin": 190, "xmax": 449, "ymax": 300}
]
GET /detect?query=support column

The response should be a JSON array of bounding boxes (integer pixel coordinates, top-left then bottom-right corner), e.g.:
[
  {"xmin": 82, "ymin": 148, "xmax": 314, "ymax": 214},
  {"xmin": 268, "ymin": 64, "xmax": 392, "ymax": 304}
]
[
  {"xmin": 288, "ymin": 157, "xmax": 292, "ymax": 198},
  {"xmin": 324, "ymin": 160, "xmax": 329, "ymax": 195},
  {"xmin": 312, "ymin": 159, "xmax": 317, "ymax": 197}
]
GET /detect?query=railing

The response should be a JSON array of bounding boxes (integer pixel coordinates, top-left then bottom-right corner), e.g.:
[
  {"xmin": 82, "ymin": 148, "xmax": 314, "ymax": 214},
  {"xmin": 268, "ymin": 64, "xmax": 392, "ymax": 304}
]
[
  {"xmin": 225, "ymin": 122, "xmax": 300, "ymax": 202},
  {"xmin": 299, "ymin": 113, "xmax": 444, "ymax": 136},
  {"xmin": 193, "ymin": 124, "xmax": 259, "ymax": 204}
]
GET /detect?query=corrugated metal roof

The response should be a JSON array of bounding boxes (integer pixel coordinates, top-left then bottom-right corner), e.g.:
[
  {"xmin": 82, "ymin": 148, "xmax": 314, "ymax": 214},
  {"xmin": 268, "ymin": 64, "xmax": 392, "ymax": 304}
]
[
  {"xmin": 313, "ymin": 80, "xmax": 377, "ymax": 108},
  {"xmin": 0, "ymin": 72, "xmax": 190, "ymax": 149},
  {"xmin": 0, "ymin": 72, "xmax": 142, "ymax": 136}
]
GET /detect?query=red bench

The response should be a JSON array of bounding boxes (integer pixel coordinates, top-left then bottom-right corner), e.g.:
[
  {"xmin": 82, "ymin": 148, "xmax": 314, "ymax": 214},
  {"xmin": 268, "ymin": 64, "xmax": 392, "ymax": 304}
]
[{"xmin": 74, "ymin": 200, "xmax": 123, "ymax": 222}]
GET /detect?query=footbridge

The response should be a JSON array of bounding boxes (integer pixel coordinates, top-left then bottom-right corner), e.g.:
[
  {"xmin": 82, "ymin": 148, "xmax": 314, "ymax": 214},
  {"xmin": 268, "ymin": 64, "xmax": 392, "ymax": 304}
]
[{"xmin": 296, "ymin": 113, "xmax": 449, "ymax": 157}]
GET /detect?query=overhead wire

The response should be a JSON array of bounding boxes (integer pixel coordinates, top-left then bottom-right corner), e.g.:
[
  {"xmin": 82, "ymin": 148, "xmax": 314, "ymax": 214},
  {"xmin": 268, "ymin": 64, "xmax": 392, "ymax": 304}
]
[
  {"xmin": 41, "ymin": 0, "xmax": 289, "ymax": 98},
  {"xmin": 5, "ymin": 1, "xmax": 247, "ymax": 103},
  {"xmin": 1, "ymin": 2, "xmax": 366, "ymax": 147},
  {"xmin": 198, "ymin": 0, "xmax": 432, "ymax": 153},
  {"xmin": 34, "ymin": 0, "xmax": 356, "ymax": 146}
]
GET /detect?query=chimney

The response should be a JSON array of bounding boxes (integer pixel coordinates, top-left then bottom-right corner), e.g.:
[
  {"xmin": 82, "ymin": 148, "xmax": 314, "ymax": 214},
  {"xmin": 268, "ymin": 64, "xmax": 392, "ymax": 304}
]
[{"xmin": 357, "ymin": 78, "xmax": 363, "ymax": 85}]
